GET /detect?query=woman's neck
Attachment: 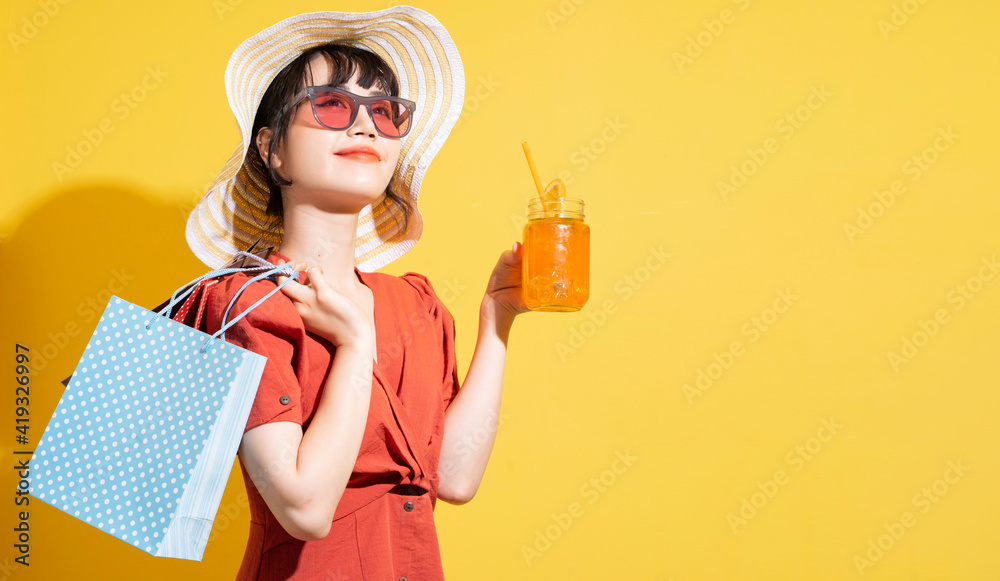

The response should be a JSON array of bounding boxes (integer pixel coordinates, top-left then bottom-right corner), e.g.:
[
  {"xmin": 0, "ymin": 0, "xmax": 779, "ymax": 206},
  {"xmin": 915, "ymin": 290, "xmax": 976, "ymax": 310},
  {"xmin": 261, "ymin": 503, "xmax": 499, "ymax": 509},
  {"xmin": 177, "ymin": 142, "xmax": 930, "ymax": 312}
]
[{"xmin": 277, "ymin": 203, "xmax": 365, "ymax": 293}]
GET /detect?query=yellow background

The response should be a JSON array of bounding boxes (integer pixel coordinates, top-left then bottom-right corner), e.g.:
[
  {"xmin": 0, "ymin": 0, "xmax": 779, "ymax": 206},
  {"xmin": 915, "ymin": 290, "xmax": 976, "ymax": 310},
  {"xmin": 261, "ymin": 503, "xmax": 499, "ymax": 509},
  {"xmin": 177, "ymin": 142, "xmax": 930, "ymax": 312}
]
[{"xmin": 2, "ymin": 0, "xmax": 998, "ymax": 579}]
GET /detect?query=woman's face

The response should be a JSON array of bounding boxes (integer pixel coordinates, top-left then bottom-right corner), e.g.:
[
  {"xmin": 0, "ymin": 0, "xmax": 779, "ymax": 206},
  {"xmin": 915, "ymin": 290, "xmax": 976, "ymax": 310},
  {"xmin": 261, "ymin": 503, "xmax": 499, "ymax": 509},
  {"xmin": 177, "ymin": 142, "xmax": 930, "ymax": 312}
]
[{"xmin": 265, "ymin": 53, "xmax": 403, "ymax": 215}]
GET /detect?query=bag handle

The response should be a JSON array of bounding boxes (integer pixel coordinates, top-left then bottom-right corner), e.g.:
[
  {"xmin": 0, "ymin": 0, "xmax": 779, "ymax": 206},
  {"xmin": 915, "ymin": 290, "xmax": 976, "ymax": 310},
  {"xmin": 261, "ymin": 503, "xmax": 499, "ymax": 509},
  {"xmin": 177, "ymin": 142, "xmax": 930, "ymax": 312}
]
[
  {"xmin": 147, "ymin": 267, "xmax": 247, "ymax": 329},
  {"xmin": 144, "ymin": 251, "xmax": 299, "ymax": 341},
  {"xmin": 204, "ymin": 265, "xmax": 299, "ymax": 349}
]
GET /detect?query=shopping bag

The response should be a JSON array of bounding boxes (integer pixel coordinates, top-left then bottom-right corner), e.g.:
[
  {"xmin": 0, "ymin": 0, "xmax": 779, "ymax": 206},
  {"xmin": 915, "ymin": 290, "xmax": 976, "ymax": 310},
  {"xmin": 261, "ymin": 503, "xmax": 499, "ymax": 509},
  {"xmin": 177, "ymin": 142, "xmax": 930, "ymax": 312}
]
[{"xmin": 31, "ymin": 252, "xmax": 297, "ymax": 561}]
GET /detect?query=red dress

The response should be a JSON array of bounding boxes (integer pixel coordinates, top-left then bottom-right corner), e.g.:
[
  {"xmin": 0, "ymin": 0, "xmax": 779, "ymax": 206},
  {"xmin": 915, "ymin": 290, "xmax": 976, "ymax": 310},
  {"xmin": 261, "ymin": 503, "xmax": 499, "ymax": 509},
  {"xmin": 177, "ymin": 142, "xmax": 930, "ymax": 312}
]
[{"xmin": 174, "ymin": 250, "xmax": 460, "ymax": 580}]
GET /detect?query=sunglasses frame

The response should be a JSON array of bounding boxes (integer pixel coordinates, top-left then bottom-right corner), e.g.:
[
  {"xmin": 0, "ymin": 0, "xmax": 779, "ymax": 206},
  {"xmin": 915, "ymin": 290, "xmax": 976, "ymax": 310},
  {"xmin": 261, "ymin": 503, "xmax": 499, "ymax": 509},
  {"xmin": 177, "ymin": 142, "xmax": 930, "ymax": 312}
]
[{"xmin": 285, "ymin": 86, "xmax": 416, "ymax": 139}]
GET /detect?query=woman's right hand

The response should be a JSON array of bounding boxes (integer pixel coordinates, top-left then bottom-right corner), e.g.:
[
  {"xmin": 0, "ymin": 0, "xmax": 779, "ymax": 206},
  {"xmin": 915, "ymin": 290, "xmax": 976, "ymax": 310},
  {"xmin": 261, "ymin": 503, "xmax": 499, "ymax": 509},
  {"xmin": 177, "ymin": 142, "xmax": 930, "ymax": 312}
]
[{"xmin": 274, "ymin": 260, "xmax": 372, "ymax": 348}]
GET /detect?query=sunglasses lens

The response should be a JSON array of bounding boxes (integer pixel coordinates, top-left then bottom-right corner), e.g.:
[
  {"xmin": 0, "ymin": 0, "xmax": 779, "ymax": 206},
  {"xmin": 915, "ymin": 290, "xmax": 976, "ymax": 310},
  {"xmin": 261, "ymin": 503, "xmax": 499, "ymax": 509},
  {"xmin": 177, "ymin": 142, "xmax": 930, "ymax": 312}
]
[
  {"xmin": 313, "ymin": 92, "xmax": 354, "ymax": 129},
  {"xmin": 312, "ymin": 91, "xmax": 412, "ymax": 137},
  {"xmin": 370, "ymin": 100, "xmax": 411, "ymax": 137}
]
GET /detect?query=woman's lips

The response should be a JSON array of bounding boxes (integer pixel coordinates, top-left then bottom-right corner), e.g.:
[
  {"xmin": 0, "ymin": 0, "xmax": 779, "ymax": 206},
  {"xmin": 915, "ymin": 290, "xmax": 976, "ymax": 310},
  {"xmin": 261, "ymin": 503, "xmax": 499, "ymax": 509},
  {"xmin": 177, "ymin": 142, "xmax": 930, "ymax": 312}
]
[
  {"xmin": 335, "ymin": 146, "xmax": 382, "ymax": 163},
  {"xmin": 335, "ymin": 152, "xmax": 381, "ymax": 163}
]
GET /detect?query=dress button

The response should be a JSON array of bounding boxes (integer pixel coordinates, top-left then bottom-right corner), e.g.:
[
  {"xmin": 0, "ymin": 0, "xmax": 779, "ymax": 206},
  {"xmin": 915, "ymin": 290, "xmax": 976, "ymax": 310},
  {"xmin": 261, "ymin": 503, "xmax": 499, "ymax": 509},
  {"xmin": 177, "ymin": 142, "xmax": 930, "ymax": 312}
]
[
  {"xmin": 399, "ymin": 577, "xmax": 407, "ymax": 581},
  {"xmin": 403, "ymin": 501, "xmax": 414, "ymax": 512},
  {"xmin": 279, "ymin": 395, "xmax": 290, "ymax": 405}
]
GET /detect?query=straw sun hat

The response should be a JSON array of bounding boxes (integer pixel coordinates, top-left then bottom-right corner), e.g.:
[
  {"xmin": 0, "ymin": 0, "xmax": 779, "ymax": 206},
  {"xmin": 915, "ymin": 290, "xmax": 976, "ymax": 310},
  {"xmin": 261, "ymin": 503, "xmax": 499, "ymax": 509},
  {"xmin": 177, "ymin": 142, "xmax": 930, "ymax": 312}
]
[{"xmin": 185, "ymin": 7, "xmax": 465, "ymax": 271}]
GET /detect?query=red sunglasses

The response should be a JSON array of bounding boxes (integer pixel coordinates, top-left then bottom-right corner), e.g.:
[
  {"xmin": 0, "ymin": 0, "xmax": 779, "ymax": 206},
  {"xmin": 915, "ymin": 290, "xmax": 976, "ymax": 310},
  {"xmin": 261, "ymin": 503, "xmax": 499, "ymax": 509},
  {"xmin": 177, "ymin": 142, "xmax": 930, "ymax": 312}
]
[{"xmin": 285, "ymin": 86, "xmax": 416, "ymax": 139}]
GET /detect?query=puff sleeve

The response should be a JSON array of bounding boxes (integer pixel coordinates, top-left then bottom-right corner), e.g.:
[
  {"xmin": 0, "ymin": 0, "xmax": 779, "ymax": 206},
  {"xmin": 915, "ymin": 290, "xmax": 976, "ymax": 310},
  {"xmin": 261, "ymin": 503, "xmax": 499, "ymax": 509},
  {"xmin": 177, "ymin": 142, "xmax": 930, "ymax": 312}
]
[
  {"xmin": 203, "ymin": 274, "xmax": 306, "ymax": 432},
  {"xmin": 399, "ymin": 272, "xmax": 461, "ymax": 410}
]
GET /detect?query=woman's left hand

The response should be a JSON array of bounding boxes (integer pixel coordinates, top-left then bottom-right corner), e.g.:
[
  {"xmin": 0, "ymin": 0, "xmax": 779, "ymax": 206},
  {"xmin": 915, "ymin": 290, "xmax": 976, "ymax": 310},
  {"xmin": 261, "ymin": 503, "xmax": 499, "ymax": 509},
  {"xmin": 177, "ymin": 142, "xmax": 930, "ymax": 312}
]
[{"xmin": 483, "ymin": 242, "xmax": 530, "ymax": 323}]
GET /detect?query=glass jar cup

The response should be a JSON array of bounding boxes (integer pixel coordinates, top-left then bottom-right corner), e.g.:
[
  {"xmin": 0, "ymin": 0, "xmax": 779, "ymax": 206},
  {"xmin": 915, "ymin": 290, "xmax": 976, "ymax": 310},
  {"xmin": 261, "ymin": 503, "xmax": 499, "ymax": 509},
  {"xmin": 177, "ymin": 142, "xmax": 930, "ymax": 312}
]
[{"xmin": 521, "ymin": 197, "xmax": 589, "ymax": 312}]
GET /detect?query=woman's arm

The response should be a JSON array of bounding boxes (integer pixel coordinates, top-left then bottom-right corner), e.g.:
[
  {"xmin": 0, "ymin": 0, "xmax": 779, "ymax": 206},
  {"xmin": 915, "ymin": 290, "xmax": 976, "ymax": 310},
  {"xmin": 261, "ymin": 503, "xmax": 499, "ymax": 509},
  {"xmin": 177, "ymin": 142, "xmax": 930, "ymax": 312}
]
[
  {"xmin": 437, "ymin": 243, "xmax": 526, "ymax": 504},
  {"xmin": 238, "ymin": 339, "xmax": 372, "ymax": 540},
  {"xmin": 237, "ymin": 264, "xmax": 375, "ymax": 541}
]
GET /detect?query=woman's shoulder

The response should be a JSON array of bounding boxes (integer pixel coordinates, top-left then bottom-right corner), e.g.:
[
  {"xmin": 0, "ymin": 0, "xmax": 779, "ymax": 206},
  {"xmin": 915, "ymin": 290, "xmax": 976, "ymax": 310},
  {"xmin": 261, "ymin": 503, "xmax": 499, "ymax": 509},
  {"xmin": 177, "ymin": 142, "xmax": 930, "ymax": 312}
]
[
  {"xmin": 365, "ymin": 270, "xmax": 453, "ymax": 316},
  {"xmin": 364, "ymin": 269, "xmax": 429, "ymax": 295}
]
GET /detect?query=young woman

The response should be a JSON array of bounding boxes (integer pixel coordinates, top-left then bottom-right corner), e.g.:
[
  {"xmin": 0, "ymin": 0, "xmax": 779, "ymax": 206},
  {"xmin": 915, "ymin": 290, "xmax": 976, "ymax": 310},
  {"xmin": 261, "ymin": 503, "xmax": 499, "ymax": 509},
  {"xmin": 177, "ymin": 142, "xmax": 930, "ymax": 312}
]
[{"xmin": 182, "ymin": 9, "xmax": 525, "ymax": 580}]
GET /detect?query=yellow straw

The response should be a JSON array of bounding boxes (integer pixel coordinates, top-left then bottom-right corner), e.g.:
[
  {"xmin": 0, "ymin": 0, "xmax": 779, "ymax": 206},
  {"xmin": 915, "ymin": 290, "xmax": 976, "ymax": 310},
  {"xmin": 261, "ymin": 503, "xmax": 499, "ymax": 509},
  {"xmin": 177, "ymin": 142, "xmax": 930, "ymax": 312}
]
[{"xmin": 521, "ymin": 142, "xmax": 544, "ymax": 197}]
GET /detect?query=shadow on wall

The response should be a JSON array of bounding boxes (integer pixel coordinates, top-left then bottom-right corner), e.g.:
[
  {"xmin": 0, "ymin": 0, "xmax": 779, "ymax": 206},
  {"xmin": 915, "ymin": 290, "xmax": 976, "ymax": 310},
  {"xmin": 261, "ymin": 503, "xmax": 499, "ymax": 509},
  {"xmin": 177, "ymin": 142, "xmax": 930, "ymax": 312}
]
[
  {"xmin": 0, "ymin": 183, "xmax": 253, "ymax": 577},
  {"xmin": 1, "ymin": 181, "xmax": 215, "ymax": 404}
]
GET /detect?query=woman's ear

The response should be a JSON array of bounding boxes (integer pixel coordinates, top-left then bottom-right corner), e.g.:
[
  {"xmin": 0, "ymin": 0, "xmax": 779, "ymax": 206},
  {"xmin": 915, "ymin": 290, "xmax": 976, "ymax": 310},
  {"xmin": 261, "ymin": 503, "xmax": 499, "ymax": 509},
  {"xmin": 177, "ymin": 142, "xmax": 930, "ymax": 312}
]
[{"xmin": 256, "ymin": 128, "xmax": 282, "ymax": 172}]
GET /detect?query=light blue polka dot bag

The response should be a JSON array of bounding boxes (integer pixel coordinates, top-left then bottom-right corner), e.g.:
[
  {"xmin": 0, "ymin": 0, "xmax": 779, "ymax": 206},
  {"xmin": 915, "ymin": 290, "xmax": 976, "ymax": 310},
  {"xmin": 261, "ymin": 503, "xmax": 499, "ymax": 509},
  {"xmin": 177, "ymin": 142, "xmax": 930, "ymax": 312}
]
[{"xmin": 31, "ymin": 251, "xmax": 298, "ymax": 561}]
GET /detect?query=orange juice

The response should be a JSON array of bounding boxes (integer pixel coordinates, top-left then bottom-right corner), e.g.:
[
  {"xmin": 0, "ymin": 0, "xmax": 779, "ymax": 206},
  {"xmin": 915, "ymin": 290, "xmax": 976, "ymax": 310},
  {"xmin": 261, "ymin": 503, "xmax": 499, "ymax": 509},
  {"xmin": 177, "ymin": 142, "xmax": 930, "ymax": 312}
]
[{"xmin": 522, "ymin": 198, "xmax": 589, "ymax": 311}]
